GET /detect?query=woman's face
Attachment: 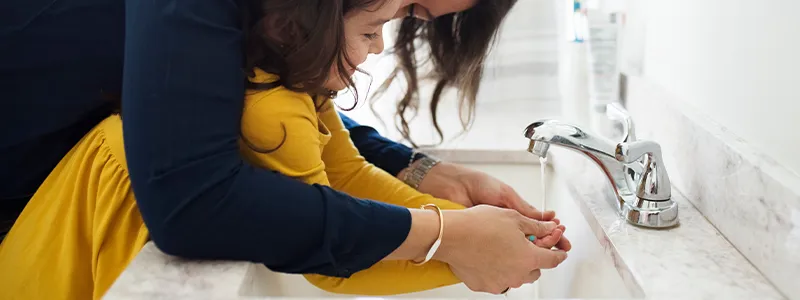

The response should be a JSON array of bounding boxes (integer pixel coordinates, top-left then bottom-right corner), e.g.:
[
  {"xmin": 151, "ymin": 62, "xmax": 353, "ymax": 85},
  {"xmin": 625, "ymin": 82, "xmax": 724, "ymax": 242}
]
[
  {"xmin": 393, "ymin": 0, "xmax": 479, "ymax": 20},
  {"xmin": 322, "ymin": 0, "xmax": 479, "ymax": 91},
  {"xmin": 323, "ymin": 0, "xmax": 403, "ymax": 91}
]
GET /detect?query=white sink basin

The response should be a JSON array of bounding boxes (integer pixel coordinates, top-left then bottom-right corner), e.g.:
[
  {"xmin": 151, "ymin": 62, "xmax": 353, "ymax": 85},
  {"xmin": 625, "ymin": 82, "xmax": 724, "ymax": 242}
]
[{"xmin": 239, "ymin": 163, "xmax": 635, "ymax": 299}]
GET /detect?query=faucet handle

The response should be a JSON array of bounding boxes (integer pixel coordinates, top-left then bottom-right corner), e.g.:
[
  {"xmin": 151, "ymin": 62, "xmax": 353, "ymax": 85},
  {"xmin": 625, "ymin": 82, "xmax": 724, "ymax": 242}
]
[
  {"xmin": 615, "ymin": 140, "xmax": 658, "ymax": 163},
  {"xmin": 615, "ymin": 140, "xmax": 672, "ymax": 201},
  {"xmin": 606, "ymin": 103, "xmax": 636, "ymax": 142}
]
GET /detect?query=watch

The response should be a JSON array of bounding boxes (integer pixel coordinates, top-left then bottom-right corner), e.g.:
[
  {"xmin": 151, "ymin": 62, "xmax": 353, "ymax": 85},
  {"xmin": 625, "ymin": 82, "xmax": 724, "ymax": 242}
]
[{"xmin": 402, "ymin": 154, "xmax": 441, "ymax": 190}]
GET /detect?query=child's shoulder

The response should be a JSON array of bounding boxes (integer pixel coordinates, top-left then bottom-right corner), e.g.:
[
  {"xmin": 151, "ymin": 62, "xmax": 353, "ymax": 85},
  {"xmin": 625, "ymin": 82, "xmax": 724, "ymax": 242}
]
[{"xmin": 244, "ymin": 69, "xmax": 316, "ymax": 113}]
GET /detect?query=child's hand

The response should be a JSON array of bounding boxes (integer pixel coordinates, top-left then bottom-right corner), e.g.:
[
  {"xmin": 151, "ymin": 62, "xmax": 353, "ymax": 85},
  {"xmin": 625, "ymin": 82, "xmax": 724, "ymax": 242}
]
[{"xmin": 531, "ymin": 224, "xmax": 566, "ymax": 249}]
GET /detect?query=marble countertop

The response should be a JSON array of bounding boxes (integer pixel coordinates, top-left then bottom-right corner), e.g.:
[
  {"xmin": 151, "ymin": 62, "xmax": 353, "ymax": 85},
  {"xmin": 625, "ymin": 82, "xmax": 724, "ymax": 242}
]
[
  {"xmin": 103, "ymin": 243, "xmax": 252, "ymax": 300},
  {"xmin": 548, "ymin": 148, "xmax": 784, "ymax": 299},
  {"xmin": 105, "ymin": 147, "xmax": 785, "ymax": 299}
]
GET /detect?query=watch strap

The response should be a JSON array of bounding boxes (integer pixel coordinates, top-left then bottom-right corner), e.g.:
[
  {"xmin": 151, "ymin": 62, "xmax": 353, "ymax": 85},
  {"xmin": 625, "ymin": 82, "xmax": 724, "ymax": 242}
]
[{"xmin": 403, "ymin": 154, "xmax": 441, "ymax": 190}]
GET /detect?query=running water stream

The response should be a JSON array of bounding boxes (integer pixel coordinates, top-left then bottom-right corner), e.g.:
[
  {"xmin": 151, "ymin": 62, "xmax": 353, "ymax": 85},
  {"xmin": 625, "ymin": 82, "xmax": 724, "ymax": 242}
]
[{"xmin": 505, "ymin": 156, "xmax": 549, "ymax": 299}]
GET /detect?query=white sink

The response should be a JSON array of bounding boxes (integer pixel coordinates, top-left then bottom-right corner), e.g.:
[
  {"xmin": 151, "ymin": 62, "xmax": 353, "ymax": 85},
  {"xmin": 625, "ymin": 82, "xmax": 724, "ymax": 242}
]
[{"xmin": 239, "ymin": 163, "xmax": 635, "ymax": 299}]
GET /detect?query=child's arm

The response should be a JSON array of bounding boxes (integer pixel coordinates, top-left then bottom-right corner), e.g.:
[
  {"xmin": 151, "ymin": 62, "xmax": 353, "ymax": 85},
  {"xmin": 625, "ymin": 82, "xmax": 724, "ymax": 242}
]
[{"xmin": 317, "ymin": 106, "xmax": 464, "ymax": 211}]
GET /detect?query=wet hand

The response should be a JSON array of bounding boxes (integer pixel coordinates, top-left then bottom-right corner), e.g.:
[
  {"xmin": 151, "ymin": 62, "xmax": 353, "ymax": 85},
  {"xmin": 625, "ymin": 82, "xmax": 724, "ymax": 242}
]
[
  {"xmin": 437, "ymin": 205, "xmax": 569, "ymax": 294},
  {"xmin": 409, "ymin": 161, "xmax": 572, "ymax": 251}
]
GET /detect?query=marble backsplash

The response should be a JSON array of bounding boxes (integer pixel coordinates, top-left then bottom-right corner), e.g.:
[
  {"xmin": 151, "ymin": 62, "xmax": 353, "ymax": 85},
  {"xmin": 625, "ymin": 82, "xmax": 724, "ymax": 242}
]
[{"xmin": 625, "ymin": 76, "xmax": 800, "ymax": 299}]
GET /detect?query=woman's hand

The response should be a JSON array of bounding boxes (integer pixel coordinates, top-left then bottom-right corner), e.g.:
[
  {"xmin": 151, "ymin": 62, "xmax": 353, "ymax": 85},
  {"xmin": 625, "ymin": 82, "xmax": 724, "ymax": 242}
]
[
  {"xmin": 435, "ymin": 205, "xmax": 569, "ymax": 294},
  {"xmin": 400, "ymin": 161, "xmax": 572, "ymax": 251}
]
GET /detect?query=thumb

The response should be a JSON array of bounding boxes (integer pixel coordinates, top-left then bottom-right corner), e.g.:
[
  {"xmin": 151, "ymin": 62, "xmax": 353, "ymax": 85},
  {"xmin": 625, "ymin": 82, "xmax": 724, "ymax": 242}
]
[
  {"xmin": 530, "ymin": 246, "xmax": 569, "ymax": 269},
  {"xmin": 502, "ymin": 188, "xmax": 556, "ymax": 221},
  {"xmin": 518, "ymin": 217, "xmax": 558, "ymax": 237}
]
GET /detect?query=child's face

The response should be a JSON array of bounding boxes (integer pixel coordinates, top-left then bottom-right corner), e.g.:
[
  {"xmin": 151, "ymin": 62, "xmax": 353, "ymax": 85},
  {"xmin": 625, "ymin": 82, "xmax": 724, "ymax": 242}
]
[{"xmin": 323, "ymin": 0, "xmax": 403, "ymax": 91}]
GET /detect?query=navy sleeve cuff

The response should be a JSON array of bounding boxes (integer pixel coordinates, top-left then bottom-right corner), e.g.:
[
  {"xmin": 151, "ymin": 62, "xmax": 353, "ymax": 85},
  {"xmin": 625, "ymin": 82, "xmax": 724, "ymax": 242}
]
[
  {"xmin": 339, "ymin": 113, "xmax": 426, "ymax": 176},
  {"xmin": 326, "ymin": 198, "xmax": 412, "ymax": 277}
]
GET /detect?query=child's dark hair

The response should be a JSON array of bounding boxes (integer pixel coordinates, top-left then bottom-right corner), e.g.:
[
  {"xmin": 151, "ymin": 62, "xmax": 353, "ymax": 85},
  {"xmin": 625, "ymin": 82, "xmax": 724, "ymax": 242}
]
[
  {"xmin": 241, "ymin": 0, "xmax": 383, "ymax": 102},
  {"xmin": 239, "ymin": 0, "xmax": 385, "ymax": 153}
]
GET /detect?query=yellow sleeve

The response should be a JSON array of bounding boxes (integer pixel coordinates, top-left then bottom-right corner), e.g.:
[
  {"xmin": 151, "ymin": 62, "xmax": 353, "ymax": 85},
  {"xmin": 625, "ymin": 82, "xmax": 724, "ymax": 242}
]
[
  {"xmin": 239, "ymin": 88, "xmax": 329, "ymax": 186},
  {"xmin": 302, "ymin": 105, "xmax": 464, "ymax": 295},
  {"xmin": 305, "ymin": 260, "xmax": 460, "ymax": 296},
  {"xmin": 317, "ymin": 106, "xmax": 464, "ymax": 211}
]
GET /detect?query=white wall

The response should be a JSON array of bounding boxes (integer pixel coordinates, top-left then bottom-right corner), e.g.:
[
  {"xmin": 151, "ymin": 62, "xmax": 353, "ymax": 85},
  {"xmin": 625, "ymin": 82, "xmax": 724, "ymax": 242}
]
[{"xmin": 630, "ymin": 0, "xmax": 800, "ymax": 174}]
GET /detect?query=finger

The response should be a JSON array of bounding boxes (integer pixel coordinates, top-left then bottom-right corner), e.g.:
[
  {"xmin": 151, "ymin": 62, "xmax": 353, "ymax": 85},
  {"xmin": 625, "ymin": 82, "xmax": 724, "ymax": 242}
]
[
  {"xmin": 503, "ymin": 189, "xmax": 540, "ymax": 216},
  {"xmin": 502, "ymin": 188, "xmax": 557, "ymax": 221},
  {"xmin": 523, "ymin": 269, "xmax": 542, "ymax": 284},
  {"xmin": 530, "ymin": 247, "xmax": 568, "ymax": 270},
  {"xmin": 534, "ymin": 210, "xmax": 557, "ymax": 221},
  {"xmin": 518, "ymin": 204, "xmax": 556, "ymax": 221},
  {"xmin": 556, "ymin": 235, "xmax": 573, "ymax": 252},
  {"xmin": 533, "ymin": 229, "xmax": 563, "ymax": 248},
  {"xmin": 519, "ymin": 217, "xmax": 558, "ymax": 236},
  {"xmin": 556, "ymin": 224, "xmax": 566, "ymax": 232}
]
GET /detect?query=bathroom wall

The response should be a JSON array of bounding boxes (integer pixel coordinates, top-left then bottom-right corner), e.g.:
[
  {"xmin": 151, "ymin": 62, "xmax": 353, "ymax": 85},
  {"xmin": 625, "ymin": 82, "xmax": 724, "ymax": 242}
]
[
  {"xmin": 631, "ymin": 0, "xmax": 800, "ymax": 175},
  {"xmin": 617, "ymin": 1, "xmax": 800, "ymax": 297}
]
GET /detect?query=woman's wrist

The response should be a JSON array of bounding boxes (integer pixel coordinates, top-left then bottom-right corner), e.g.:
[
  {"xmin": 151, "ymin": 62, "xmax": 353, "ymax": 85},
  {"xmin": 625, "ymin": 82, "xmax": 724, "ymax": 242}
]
[
  {"xmin": 430, "ymin": 210, "xmax": 463, "ymax": 264},
  {"xmin": 385, "ymin": 208, "xmax": 441, "ymax": 261},
  {"xmin": 384, "ymin": 208, "xmax": 465, "ymax": 263}
]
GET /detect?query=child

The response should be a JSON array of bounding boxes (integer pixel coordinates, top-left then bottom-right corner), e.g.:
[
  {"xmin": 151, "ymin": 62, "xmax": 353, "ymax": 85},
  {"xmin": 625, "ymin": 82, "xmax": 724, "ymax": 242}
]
[{"xmin": 237, "ymin": 0, "xmax": 467, "ymax": 294}]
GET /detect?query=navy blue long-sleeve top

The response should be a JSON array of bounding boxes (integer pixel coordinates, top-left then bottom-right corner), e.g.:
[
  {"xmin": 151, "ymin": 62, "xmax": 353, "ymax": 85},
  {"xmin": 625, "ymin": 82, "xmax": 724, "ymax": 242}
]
[{"xmin": 1, "ymin": 0, "xmax": 422, "ymax": 277}]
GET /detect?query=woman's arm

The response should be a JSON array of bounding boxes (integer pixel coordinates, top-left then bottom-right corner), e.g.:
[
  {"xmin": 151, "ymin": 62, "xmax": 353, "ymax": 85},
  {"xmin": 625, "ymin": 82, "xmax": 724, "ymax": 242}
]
[
  {"xmin": 339, "ymin": 113, "xmax": 425, "ymax": 177},
  {"xmin": 121, "ymin": 0, "xmax": 414, "ymax": 277}
]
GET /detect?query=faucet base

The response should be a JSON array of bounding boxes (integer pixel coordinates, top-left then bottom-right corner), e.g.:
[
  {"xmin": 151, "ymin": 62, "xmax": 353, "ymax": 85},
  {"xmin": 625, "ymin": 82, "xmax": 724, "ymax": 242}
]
[{"xmin": 622, "ymin": 198, "xmax": 679, "ymax": 228}]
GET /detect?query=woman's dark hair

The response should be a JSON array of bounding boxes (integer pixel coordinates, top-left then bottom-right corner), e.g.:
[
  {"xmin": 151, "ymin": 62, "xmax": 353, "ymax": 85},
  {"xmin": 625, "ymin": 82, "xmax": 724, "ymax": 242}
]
[
  {"xmin": 373, "ymin": 0, "xmax": 518, "ymax": 147},
  {"xmin": 239, "ymin": 0, "xmax": 384, "ymax": 153}
]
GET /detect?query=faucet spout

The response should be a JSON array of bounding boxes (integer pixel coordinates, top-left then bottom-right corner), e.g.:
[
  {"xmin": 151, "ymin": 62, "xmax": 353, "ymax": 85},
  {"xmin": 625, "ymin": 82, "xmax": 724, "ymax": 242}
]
[{"xmin": 523, "ymin": 114, "xmax": 678, "ymax": 228}]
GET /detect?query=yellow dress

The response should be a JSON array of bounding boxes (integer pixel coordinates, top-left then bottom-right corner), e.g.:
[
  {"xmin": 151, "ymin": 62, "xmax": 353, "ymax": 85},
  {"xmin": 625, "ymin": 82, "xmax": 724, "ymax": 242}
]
[
  {"xmin": 0, "ymin": 70, "xmax": 463, "ymax": 299},
  {"xmin": 240, "ymin": 70, "xmax": 464, "ymax": 295},
  {"xmin": 0, "ymin": 116, "xmax": 150, "ymax": 300}
]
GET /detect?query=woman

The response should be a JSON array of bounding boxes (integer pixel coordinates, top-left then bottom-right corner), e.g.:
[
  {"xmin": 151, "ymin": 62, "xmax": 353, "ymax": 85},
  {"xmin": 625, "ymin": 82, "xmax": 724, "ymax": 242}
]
[{"xmin": 0, "ymin": 0, "xmax": 570, "ymax": 297}]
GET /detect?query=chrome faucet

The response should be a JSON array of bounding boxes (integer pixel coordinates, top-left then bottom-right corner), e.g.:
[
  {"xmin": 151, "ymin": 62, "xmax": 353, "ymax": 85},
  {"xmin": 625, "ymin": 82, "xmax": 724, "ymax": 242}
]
[{"xmin": 523, "ymin": 103, "xmax": 679, "ymax": 228}]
